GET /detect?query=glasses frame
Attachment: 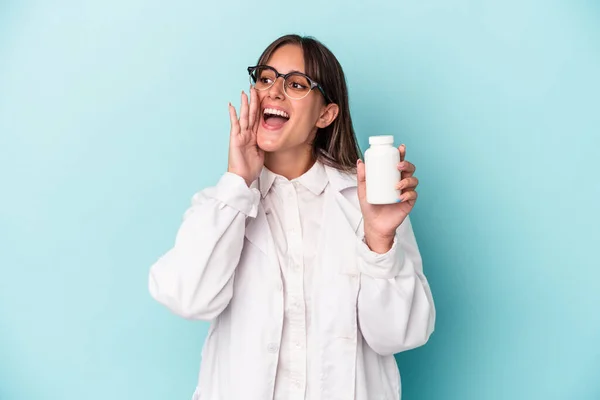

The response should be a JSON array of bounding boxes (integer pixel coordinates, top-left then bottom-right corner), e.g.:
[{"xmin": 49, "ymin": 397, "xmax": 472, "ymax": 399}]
[{"xmin": 247, "ymin": 65, "xmax": 332, "ymax": 103}]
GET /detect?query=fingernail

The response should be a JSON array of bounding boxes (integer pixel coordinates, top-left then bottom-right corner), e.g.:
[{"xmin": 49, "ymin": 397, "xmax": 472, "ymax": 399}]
[{"xmin": 398, "ymin": 162, "xmax": 404, "ymax": 169}]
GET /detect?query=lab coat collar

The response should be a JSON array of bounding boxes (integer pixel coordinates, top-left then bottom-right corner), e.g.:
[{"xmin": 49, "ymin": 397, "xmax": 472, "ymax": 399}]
[{"xmin": 246, "ymin": 165, "xmax": 362, "ymax": 256}]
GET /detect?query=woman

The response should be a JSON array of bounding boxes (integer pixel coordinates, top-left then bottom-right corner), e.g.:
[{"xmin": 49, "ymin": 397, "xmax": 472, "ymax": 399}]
[{"xmin": 149, "ymin": 34, "xmax": 435, "ymax": 400}]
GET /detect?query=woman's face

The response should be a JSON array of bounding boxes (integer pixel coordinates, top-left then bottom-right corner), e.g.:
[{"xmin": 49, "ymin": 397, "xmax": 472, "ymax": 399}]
[{"xmin": 255, "ymin": 44, "xmax": 338, "ymax": 155}]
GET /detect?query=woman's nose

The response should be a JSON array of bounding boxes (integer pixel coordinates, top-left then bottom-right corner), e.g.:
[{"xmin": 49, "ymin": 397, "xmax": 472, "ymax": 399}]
[{"xmin": 267, "ymin": 77, "xmax": 285, "ymax": 100}]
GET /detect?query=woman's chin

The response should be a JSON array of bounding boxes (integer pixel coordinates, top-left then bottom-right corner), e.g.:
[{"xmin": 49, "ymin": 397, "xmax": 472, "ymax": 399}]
[{"xmin": 257, "ymin": 130, "xmax": 285, "ymax": 152}]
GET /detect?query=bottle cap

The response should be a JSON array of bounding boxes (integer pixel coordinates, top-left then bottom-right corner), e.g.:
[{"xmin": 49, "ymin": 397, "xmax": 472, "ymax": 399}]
[{"xmin": 368, "ymin": 135, "xmax": 394, "ymax": 145}]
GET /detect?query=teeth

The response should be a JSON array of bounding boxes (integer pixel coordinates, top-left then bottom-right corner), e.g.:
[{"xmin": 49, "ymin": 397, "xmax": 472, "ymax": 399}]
[{"xmin": 263, "ymin": 108, "xmax": 289, "ymax": 119}]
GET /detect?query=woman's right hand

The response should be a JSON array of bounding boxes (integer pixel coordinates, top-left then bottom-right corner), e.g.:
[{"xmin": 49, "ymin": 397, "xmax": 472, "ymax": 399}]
[{"xmin": 227, "ymin": 88, "xmax": 264, "ymax": 187}]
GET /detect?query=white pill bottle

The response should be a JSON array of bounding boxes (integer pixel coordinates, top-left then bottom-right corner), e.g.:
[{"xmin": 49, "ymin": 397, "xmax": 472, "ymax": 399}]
[{"xmin": 364, "ymin": 135, "xmax": 401, "ymax": 204}]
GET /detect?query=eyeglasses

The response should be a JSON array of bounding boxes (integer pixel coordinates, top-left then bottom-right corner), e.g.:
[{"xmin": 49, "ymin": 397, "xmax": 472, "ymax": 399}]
[{"xmin": 247, "ymin": 65, "xmax": 331, "ymax": 103}]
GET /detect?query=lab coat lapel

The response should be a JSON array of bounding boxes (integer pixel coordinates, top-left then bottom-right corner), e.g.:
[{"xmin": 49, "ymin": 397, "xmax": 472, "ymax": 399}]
[
  {"xmin": 323, "ymin": 165, "xmax": 363, "ymax": 236},
  {"xmin": 318, "ymin": 182, "xmax": 362, "ymax": 400},
  {"xmin": 330, "ymin": 190, "xmax": 362, "ymax": 235},
  {"xmin": 244, "ymin": 203, "xmax": 270, "ymax": 255}
]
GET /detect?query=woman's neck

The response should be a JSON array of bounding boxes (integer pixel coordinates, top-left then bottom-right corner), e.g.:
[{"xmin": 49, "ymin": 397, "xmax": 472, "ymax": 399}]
[{"xmin": 264, "ymin": 146, "xmax": 316, "ymax": 180}]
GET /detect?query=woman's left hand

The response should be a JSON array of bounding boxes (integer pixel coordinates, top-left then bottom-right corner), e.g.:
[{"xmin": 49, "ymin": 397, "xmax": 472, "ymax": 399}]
[{"xmin": 357, "ymin": 144, "xmax": 419, "ymax": 253}]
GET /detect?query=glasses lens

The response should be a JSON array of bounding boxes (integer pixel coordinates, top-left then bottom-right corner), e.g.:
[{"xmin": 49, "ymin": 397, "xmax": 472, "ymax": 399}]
[
  {"xmin": 251, "ymin": 66, "xmax": 276, "ymax": 90},
  {"xmin": 284, "ymin": 73, "xmax": 311, "ymax": 99}
]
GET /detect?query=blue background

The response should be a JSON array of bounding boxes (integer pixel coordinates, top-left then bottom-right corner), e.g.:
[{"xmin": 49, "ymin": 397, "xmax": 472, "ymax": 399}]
[{"xmin": 1, "ymin": 1, "xmax": 599, "ymax": 399}]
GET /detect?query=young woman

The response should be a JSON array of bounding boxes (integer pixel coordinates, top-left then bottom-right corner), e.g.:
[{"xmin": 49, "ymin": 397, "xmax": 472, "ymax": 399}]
[{"xmin": 149, "ymin": 34, "xmax": 435, "ymax": 400}]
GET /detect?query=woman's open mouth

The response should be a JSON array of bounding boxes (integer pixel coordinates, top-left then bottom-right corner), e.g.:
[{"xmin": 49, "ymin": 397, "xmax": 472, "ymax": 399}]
[{"xmin": 262, "ymin": 107, "xmax": 290, "ymax": 130}]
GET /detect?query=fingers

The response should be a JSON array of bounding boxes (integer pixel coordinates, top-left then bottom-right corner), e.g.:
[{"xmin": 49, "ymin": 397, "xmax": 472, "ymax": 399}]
[
  {"xmin": 396, "ymin": 176, "xmax": 419, "ymax": 191},
  {"xmin": 399, "ymin": 144, "xmax": 406, "ymax": 162},
  {"xmin": 399, "ymin": 189, "xmax": 418, "ymax": 203},
  {"xmin": 228, "ymin": 102, "xmax": 240, "ymax": 136},
  {"xmin": 240, "ymin": 91, "xmax": 249, "ymax": 132},
  {"xmin": 249, "ymin": 86, "xmax": 259, "ymax": 129},
  {"xmin": 397, "ymin": 160, "xmax": 416, "ymax": 178}
]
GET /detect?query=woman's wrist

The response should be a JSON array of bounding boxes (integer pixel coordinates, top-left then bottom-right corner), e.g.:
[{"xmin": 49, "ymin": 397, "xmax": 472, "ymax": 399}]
[{"xmin": 363, "ymin": 226, "xmax": 395, "ymax": 254}]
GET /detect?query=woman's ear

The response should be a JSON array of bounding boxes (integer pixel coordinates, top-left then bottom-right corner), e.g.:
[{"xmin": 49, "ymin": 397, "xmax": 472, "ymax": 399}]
[{"xmin": 316, "ymin": 103, "xmax": 339, "ymax": 129}]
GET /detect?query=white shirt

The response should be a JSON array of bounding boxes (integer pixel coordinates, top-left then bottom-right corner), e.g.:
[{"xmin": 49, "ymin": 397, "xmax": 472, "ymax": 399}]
[
  {"xmin": 148, "ymin": 163, "xmax": 436, "ymax": 400},
  {"xmin": 259, "ymin": 161, "xmax": 328, "ymax": 400}
]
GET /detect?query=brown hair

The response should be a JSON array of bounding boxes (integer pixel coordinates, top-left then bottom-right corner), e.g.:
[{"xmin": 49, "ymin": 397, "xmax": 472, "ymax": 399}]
[{"xmin": 256, "ymin": 34, "xmax": 362, "ymax": 172}]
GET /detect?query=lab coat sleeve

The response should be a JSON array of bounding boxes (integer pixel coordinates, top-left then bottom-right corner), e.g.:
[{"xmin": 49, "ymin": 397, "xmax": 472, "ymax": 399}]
[
  {"xmin": 149, "ymin": 172, "xmax": 260, "ymax": 321},
  {"xmin": 356, "ymin": 216, "xmax": 436, "ymax": 356}
]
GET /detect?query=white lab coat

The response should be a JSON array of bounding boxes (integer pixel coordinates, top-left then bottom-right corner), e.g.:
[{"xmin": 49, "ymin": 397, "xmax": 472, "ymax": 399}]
[{"xmin": 149, "ymin": 165, "xmax": 435, "ymax": 400}]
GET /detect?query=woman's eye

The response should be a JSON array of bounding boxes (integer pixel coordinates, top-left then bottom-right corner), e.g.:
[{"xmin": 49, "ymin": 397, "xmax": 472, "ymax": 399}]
[{"xmin": 289, "ymin": 82, "xmax": 306, "ymax": 90}]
